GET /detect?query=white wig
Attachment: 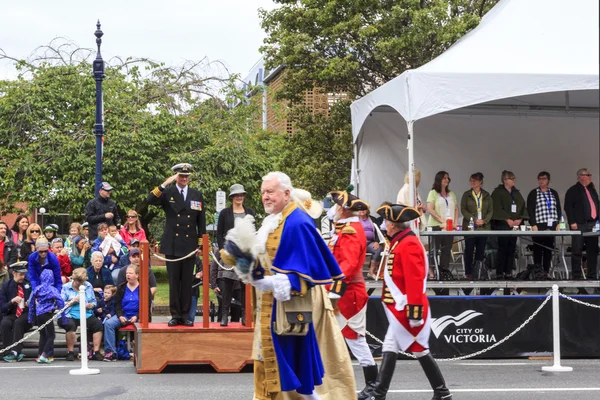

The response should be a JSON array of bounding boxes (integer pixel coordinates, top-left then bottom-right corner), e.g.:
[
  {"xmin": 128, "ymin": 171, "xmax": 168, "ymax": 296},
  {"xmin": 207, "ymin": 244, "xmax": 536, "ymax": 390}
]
[{"xmin": 262, "ymin": 171, "xmax": 294, "ymax": 192}]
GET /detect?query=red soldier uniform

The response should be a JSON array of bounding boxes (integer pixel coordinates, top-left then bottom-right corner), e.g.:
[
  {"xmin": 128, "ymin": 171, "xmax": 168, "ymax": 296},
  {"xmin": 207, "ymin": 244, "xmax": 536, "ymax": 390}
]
[
  {"xmin": 328, "ymin": 187, "xmax": 378, "ymax": 400},
  {"xmin": 367, "ymin": 204, "xmax": 452, "ymax": 400}
]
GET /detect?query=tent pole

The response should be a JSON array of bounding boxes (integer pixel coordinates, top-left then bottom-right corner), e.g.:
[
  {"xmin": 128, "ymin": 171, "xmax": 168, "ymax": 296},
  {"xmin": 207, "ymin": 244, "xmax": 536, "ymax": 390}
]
[{"xmin": 407, "ymin": 120, "xmax": 418, "ymax": 235}]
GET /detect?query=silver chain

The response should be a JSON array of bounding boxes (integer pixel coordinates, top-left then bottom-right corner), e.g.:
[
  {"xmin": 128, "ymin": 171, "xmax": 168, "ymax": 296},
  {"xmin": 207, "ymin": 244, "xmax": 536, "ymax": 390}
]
[
  {"xmin": 0, "ymin": 302, "xmax": 73, "ymax": 355},
  {"xmin": 365, "ymin": 293, "xmax": 552, "ymax": 362},
  {"xmin": 559, "ymin": 292, "xmax": 600, "ymax": 309}
]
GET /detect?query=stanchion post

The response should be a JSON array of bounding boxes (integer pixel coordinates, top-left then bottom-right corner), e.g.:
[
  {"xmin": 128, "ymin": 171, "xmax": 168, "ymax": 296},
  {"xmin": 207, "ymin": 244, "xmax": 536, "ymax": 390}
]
[
  {"xmin": 542, "ymin": 284, "xmax": 572, "ymax": 372},
  {"xmin": 70, "ymin": 285, "xmax": 100, "ymax": 375},
  {"xmin": 202, "ymin": 234, "xmax": 210, "ymax": 328},
  {"xmin": 140, "ymin": 240, "xmax": 150, "ymax": 329}
]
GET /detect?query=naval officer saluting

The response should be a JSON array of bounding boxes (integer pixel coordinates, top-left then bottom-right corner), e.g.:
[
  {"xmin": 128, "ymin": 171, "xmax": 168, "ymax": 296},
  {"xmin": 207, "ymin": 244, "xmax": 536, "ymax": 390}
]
[{"xmin": 147, "ymin": 163, "xmax": 206, "ymax": 326}]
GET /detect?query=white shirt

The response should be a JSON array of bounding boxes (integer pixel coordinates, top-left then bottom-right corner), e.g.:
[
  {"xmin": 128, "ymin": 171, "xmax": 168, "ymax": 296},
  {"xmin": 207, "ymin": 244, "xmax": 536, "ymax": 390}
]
[{"xmin": 176, "ymin": 184, "xmax": 188, "ymax": 201}]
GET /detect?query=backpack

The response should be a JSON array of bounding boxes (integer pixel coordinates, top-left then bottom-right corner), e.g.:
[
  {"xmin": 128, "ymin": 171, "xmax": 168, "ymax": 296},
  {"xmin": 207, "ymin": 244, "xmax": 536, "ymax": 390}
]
[
  {"xmin": 472, "ymin": 260, "xmax": 490, "ymax": 281},
  {"xmin": 438, "ymin": 267, "xmax": 455, "ymax": 281},
  {"xmin": 116, "ymin": 339, "xmax": 131, "ymax": 360},
  {"xmin": 516, "ymin": 264, "xmax": 547, "ymax": 281}
]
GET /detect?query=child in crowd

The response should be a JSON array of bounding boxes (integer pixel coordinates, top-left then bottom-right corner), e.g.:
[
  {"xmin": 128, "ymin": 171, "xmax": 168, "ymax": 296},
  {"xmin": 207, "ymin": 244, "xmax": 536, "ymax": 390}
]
[
  {"xmin": 28, "ymin": 269, "xmax": 65, "ymax": 364},
  {"xmin": 95, "ymin": 284, "xmax": 117, "ymax": 322},
  {"xmin": 65, "ymin": 222, "xmax": 83, "ymax": 251},
  {"xmin": 51, "ymin": 238, "xmax": 72, "ymax": 283}
]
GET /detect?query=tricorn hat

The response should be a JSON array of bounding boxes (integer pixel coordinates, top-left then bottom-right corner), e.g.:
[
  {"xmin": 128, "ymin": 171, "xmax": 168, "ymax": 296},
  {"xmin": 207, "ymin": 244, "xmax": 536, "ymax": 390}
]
[
  {"xmin": 292, "ymin": 188, "xmax": 324, "ymax": 219},
  {"xmin": 376, "ymin": 204, "xmax": 421, "ymax": 223},
  {"xmin": 171, "ymin": 163, "xmax": 194, "ymax": 176},
  {"xmin": 330, "ymin": 185, "xmax": 369, "ymax": 211}
]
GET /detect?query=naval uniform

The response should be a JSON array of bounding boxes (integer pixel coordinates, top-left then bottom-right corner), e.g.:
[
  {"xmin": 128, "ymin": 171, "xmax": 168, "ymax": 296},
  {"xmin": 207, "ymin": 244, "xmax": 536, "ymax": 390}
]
[{"xmin": 147, "ymin": 184, "xmax": 206, "ymax": 320}]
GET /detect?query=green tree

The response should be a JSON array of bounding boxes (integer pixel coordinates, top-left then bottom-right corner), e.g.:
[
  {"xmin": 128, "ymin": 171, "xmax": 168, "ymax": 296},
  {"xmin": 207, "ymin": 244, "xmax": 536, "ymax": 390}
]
[
  {"xmin": 0, "ymin": 43, "xmax": 283, "ymax": 238},
  {"xmin": 260, "ymin": 0, "xmax": 499, "ymax": 101}
]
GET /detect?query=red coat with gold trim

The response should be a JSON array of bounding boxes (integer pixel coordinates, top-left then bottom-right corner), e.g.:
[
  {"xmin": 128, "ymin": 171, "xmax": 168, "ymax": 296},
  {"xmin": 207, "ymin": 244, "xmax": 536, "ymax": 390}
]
[
  {"xmin": 329, "ymin": 220, "xmax": 368, "ymax": 339},
  {"xmin": 382, "ymin": 229, "xmax": 429, "ymax": 333}
]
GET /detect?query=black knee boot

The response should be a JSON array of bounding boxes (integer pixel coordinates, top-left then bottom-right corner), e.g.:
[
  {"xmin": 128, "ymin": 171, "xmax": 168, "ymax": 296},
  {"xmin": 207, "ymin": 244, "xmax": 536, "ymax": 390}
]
[
  {"xmin": 357, "ymin": 364, "xmax": 378, "ymax": 400},
  {"xmin": 368, "ymin": 352, "xmax": 397, "ymax": 400},
  {"xmin": 417, "ymin": 353, "xmax": 452, "ymax": 400}
]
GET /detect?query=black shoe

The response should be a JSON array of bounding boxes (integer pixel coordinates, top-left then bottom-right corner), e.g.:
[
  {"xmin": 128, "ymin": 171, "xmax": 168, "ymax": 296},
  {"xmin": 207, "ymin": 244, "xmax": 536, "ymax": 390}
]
[
  {"xmin": 368, "ymin": 352, "xmax": 397, "ymax": 400},
  {"xmin": 417, "ymin": 353, "xmax": 452, "ymax": 400},
  {"xmin": 182, "ymin": 319, "xmax": 193, "ymax": 327},
  {"xmin": 358, "ymin": 364, "xmax": 378, "ymax": 400},
  {"xmin": 65, "ymin": 352, "xmax": 75, "ymax": 361},
  {"xmin": 168, "ymin": 318, "xmax": 182, "ymax": 327}
]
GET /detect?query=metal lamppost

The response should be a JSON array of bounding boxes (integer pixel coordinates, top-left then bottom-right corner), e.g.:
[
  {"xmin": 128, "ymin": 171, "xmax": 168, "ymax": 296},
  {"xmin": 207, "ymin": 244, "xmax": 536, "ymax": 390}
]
[{"xmin": 93, "ymin": 21, "xmax": 105, "ymax": 197}]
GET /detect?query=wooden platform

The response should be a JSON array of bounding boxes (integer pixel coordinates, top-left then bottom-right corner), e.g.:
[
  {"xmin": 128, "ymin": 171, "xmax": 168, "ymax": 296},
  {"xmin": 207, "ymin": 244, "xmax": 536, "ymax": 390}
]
[{"xmin": 134, "ymin": 322, "xmax": 254, "ymax": 373}]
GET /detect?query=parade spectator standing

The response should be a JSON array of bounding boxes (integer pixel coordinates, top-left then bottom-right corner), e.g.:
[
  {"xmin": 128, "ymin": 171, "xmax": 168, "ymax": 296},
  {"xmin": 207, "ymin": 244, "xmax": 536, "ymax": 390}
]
[
  {"xmin": 397, "ymin": 169, "xmax": 427, "ymax": 229},
  {"xmin": 526, "ymin": 171, "xmax": 562, "ymax": 276},
  {"xmin": 328, "ymin": 188, "xmax": 377, "ymax": 400},
  {"xmin": 369, "ymin": 204, "xmax": 452, "ymax": 400},
  {"xmin": 215, "ymin": 184, "xmax": 255, "ymax": 326},
  {"xmin": 0, "ymin": 222, "xmax": 18, "ymax": 272},
  {"xmin": 85, "ymin": 182, "xmax": 120, "ymax": 241},
  {"xmin": 146, "ymin": 163, "xmax": 206, "ymax": 327},
  {"xmin": 119, "ymin": 210, "xmax": 147, "ymax": 246},
  {"xmin": 358, "ymin": 206, "xmax": 385, "ymax": 280},
  {"xmin": 28, "ymin": 239, "xmax": 62, "ymax": 293},
  {"xmin": 1, "ymin": 262, "xmax": 32, "ymax": 362},
  {"xmin": 564, "ymin": 168, "xmax": 599, "ymax": 280},
  {"xmin": 10, "ymin": 215, "xmax": 29, "ymax": 259},
  {"xmin": 460, "ymin": 173, "xmax": 493, "ymax": 279},
  {"xmin": 20, "ymin": 223, "xmax": 42, "ymax": 262},
  {"xmin": 59, "ymin": 268, "xmax": 103, "ymax": 361},
  {"xmin": 28, "ymin": 269, "xmax": 65, "ymax": 364},
  {"xmin": 426, "ymin": 171, "xmax": 459, "ymax": 278},
  {"xmin": 491, "ymin": 170, "xmax": 528, "ymax": 279},
  {"xmin": 51, "ymin": 238, "xmax": 72, "ymax": 283}
]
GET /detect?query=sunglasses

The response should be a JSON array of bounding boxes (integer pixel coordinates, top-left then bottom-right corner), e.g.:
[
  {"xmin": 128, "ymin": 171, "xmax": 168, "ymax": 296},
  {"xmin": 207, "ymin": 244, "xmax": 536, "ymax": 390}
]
[
  {"xmin": 126, "ymin": 215, "xmax": 137, "ymax": 219},
  {"xmin": 30, "ymin": 230, "xmax": 41, "ymax": 233},
  {"xmin": 38, "ymin": 250, "xmax": 48, "ymax": 254}
]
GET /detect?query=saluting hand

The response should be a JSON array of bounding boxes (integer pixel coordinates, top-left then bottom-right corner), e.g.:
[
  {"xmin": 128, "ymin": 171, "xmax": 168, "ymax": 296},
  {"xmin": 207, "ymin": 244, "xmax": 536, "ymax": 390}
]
[{"xmin": 162, "ymin": 174, "xmax": 179, "ymax": 187}]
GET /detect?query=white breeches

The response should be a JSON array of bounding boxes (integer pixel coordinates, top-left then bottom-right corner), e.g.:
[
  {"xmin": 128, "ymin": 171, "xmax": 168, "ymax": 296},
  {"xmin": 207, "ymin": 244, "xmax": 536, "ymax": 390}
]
[{"xmin": 345, "ymin": 336, "xmax": 376, "ymax": 366}]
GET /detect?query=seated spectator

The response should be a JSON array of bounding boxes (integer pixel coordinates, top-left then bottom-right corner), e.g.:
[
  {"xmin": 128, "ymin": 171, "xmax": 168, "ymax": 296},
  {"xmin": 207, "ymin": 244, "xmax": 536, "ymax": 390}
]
[
  {"xmin": 0, "ymin": 259, "xmax": 7, "ymax": 286},
  {"xmin": 65, "ymin": 222, "xmax": 83, "ymax": 250},
  {"xmin": 1, "ymin": 262, "xmax": 33, "ymax": 362},
  {"xmin": 70, "ymin": 236, "xmax": 92, "ymax": 270},
  {"xmin": 0, "ymin": 221, "xmax": 18, "ymax": 269},
  {"xmin": 51, "ymin": 238, "xmax": 72, "ymax": 283},
  {"xmin": 526, "ymin": 171, "xmax": 562, "ymax": 277},
  {"xmin": 92, "ymin": 224, "xmax": 127, "ymax": 281},
  {"xmin": 28, "ymin": 269, "xmax": 65, "ymax": 363},
  {"xmin": 28, "ymin": 239, "xmax": 62, "ymax": 293},
  {"xmin": 59, "ymin": 268, "xmax": 103, "ymax": 361},
  {"xmin": 460, "ymin": 172, "xmax": 494, "ymax": 279},
  {"xmin": 19, "ymin": 223, "xmax": 42, "ymax": 263},
  {"xmin": 82, "ymin": 222, "xmax": 90, "ymax": 240},
  {"xmin": 95, "ymin": 284, "xmax": 117, "ymax": 322},
  {"xmin": 87, "ymin": 251, "xmax": 114, "ymax": 295},
  {"xmin": 117, "ymin": 248, "xmax": 157, "ymax": 298},
  {"xmin": 103, "ymin": 265, "xmax": 148, "ymax": 361},
  {"xmin": 119, "ymin": 210, "xmax": 147, "ymax": 246},
  {"xmin": 43, "ymin": 224, "xmax": 59, "ymax": 242},
  {"xmin": 357, "ymin": 208, "xmax": 385, "ymax": 280}
]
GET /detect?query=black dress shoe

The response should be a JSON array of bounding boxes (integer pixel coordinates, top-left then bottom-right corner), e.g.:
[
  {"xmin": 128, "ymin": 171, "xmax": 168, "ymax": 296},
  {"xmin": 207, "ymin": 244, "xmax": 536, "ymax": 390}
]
[
  {"xmin": 168, "ymin": 318, "xmax": 181, "ymax": 327},
  {"xmin": 182, "ymin": 319, "xmax": 194, "ymax": 327}
]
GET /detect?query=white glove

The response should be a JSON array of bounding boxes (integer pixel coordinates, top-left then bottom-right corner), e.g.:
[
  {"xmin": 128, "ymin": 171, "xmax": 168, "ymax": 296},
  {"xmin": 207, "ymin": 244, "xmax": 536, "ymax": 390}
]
[
  {"xmin": 252, "ymin": 275, "xmax": 291, "ymax": 302},
  {"xmin": 409, "ymin": 319, "xmax": 424, "ymax": 328},
  {"xmin": 327, "ymin": 291, "xmax": 341, "ymax": 300}
]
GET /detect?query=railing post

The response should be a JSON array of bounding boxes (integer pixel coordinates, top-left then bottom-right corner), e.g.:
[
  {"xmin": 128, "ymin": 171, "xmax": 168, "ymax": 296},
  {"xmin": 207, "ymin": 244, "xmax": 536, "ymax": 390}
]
[
  {"xmin": 542, "ymin": 284, "xmax": 572, "ymax": 372},
  {"xmin": 202, "ymin": 234, "xmax": 210, "ymax": 328},
  {"xmin": 139, "ymin": 240, "xmax": 150, "ymax": 329},
  {"xmin": 70, "ymin": 285, "xmax": 100, "ymax": 375}
]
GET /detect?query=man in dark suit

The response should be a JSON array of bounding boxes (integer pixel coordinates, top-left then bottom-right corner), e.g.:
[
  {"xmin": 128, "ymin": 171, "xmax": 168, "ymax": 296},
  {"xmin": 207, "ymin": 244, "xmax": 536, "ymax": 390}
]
[
  {"xmin": 147, "ymin": 163, "xmax": 206, "ymax": 326},
  {"xmin": 0, "ymin": 262, "xmax": 33, "ymax": 362},
  {"xmin": 564, "ymin": 168, "xmax": 599, "ymax": 280}
]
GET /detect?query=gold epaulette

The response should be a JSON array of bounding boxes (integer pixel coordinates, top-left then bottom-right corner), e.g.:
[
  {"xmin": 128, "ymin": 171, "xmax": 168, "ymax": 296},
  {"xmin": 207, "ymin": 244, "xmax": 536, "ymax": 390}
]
[
  {"xmin": 151, "ymin": 186, "xmax": 163, "ymax": 198},
  {"xmin": 341, "ymin": 223, "xmax": 356, "ymax": 234}
]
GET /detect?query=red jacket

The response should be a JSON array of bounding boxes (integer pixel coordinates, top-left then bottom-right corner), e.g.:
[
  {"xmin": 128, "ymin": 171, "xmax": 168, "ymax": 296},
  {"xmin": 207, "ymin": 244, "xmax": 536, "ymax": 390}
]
[
  {"xmin": 57, "ymin": 253, "xmax": 72, "ymax": 278},
  {"xmin": 329, "ymin": 220, "xmax": 368, "ymax": 339},
  {"xmin": 119, "ymin": 227, "xmax": 147, "ymax": 247}
]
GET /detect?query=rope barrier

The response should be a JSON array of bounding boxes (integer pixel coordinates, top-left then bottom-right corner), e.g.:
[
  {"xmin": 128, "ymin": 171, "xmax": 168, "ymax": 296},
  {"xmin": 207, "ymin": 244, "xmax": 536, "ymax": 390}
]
[{"xmin": 150, "ymin": 249, "xmax": 197, "ymax": 262}]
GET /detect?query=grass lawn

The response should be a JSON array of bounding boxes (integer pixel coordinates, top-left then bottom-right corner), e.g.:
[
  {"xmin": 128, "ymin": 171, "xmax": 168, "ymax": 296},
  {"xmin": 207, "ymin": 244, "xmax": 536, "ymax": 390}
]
[{"xmin": 152, "ymin": 266, "xmax": 217, "ymax": 306}]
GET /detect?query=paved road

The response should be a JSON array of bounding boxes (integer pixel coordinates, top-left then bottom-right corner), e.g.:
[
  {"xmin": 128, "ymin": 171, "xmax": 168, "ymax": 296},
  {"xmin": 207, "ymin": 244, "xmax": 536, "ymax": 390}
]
[{"xmin": 1, "ymin": 359, "xmax": 599, "ymax": 399}]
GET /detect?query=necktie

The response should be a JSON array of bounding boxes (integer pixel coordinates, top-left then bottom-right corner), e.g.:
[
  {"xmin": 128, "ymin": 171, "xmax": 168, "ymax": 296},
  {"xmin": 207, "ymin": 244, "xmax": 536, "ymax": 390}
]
[
  {"xmin": 181, "ymin": 189, "xmax": 185, "ymax": 201},
  {"xmin": 16, "ymin": 285, "xmax": 24, "ymax": 317},
  {"xmin": 585, "ymin": 186, "xmax": 597, "ymax": 220}
]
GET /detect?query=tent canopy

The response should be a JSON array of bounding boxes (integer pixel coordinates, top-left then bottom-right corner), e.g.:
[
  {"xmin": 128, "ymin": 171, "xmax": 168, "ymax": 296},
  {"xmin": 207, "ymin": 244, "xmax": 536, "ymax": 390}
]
[{"xmin": 350, "ymin": 0, "xmax": 599, "ymax": 212}]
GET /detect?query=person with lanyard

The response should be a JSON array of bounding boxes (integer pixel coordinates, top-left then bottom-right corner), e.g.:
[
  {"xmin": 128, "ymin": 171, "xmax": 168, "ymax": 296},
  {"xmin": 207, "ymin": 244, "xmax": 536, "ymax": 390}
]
[
  {"xmin": 526, "ymin": 171, "xmax": 562, "ymax": 278},
  {"xmin": 426, "ymin": 171, "xmax": 459, "ymax": 279},
  {"xmin": 460, "ymin": 172, "xmax": 494, "ymax": 280},
  {"xmin": 367, "ymin": 204, "xmax": 452, "ymax": 400},
  {"xmin": 491, "ymin": 170, "xmax": 528, "ymax": 279}
]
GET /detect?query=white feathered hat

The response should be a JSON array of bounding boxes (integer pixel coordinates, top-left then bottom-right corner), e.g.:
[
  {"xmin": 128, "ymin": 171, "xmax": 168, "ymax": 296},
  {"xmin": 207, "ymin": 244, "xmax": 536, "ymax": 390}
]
[{"xmin": 292, "ymin": 188, "xmax": 324, "ymax": 219}]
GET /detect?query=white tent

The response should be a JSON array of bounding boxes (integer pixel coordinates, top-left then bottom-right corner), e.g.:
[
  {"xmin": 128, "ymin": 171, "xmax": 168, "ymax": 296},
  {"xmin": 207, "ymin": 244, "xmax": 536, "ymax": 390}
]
[{"xmin": 350, "ymin": 0, "xmax": 599, "ymax": 217}]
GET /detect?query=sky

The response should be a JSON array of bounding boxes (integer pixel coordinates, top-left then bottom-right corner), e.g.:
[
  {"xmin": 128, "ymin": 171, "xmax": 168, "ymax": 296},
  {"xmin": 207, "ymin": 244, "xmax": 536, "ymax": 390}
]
[{"xmin": 0, "ymin": 0, "xmax": 277, "ymax": 80}]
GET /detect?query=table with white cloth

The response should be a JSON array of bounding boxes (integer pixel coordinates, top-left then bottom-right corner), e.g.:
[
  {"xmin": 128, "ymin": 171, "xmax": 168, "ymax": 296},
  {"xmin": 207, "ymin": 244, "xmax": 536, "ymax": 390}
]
[{"xmin": 420, "ymin": 230, "xmax": 582, "ymax": 280}]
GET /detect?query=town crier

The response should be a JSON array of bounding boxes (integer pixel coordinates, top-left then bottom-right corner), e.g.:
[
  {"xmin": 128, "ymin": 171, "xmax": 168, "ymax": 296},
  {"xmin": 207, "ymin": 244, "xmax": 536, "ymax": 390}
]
[
  {"xmin": 327, "ymin": 187, "xmax": 377, "ymax": 399},
  {"xmin": 368, "ymin": 204, "xmax": 452, "ymax": 400}
]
